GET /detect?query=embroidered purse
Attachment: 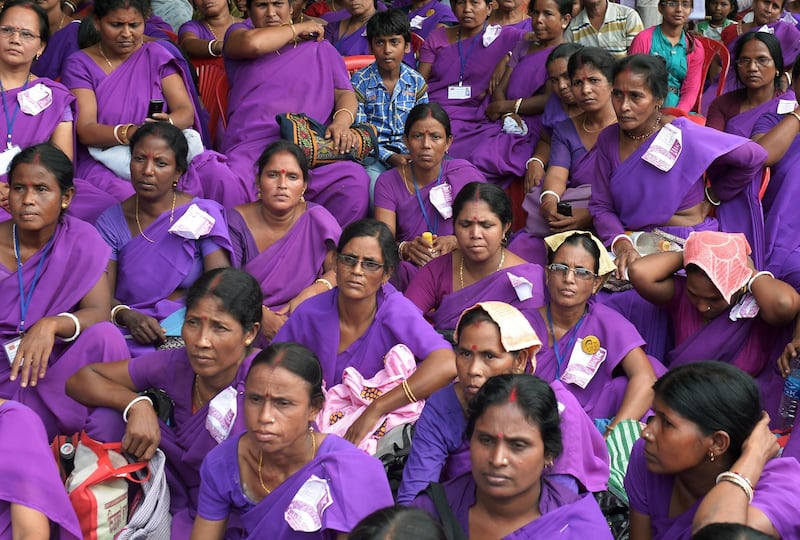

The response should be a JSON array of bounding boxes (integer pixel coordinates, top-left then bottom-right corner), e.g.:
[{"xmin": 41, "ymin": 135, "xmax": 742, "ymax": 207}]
[{"xmin": 276, "ymin": 112, "xmax": 378, "ymax": 168}]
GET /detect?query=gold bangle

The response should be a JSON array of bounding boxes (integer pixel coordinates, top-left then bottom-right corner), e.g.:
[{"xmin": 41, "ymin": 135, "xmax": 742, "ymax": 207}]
[
  {"xmin": 119, "ymin": 123, "xmax": 134, "ymax": 145},
  {"xmin": 514, "ymin": 98, "xmax": 522, "ymax": 115},
  {"xmin": 314, "ymin": 278, "xmax": 333, "ymax": 290},
  {"xmin": 283, "ymin": 22, "xmax": 297, "ymax": 46},
  {"xmin": 333, "ymin": 108, "xmax": 355, "ymax": 125},
  {"xmin": 789, "ymin": 111, "xmax": 800, "ymax": 124},
  {"xmin": 402, "ymin": 379, "xmax": 418, "ymax": 403}
]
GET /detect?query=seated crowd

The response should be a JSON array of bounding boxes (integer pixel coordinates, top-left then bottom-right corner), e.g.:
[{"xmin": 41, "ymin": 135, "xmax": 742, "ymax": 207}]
[{"xmin": 3, "ymin": 0, "xmax": 800, "ymax": 537}]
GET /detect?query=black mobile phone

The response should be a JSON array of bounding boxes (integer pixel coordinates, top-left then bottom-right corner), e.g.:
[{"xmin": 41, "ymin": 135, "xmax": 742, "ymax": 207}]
[
  {"xmin": 557, "ymin": 201, "xmax": 572, "ymax": 217},
  {"xmin": 147, "ymin": 99, "xmax": 164, "ymax": 118}
]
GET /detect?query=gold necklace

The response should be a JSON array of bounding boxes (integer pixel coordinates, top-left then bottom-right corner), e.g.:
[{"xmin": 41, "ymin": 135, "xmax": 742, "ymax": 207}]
[
  {"xmin": 459, "ymin": 248, "xmax": 505, "ymax": 290},
  {"xmin": 203, "ymin": 14, "xmax": 234, "ymax": 40},
  {"xmin": 98, "ymin": 43, "xmax": 114, "ymax": 70},
  {"xmin": 55, "ymin": 13, "xmax": 65, "ymax": 32},
  {"xmin": 135, "ymin": 191, "xmax": 177, "ymax": 243},
  {"xmin": 194, "ymin": 374, "xmax": 205, "ymax": 408},
  {"xmin": 581, "ymin": 115, "xmax": 605, "ymax": 133},
  {"xmin": 623, "ymin": 112, "xmax": 662, "ymax": 141},
  {"xmin": 258, "ymin": 430, "xmax": 317, "ymax": 495}
]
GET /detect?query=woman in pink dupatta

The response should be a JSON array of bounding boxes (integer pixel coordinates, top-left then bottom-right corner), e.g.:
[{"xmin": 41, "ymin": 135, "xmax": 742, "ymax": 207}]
[
  {"xmin": 628, "ymin": 231, "xmax": 800, "ymax": 423},
  {"xmin": 228, "ymin": 141, "xmax": 341, "ymax": 343},
  {"xmin": 67, "ymin": 268, "xmax": 264, "ymax": 540}
]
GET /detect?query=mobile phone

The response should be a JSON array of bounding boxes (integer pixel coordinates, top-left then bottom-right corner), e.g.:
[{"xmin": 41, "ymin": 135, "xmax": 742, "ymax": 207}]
[
  {"xmin": 147, "ymin": 99, "xmax": 164, "ymax": 119},
  {"xmin": 556, "ymin": 201, "xmax": 572, "ymax": 217},
  {"xmin": 308, "ymin": 31, "xmax": 320, "ymax": 38}
]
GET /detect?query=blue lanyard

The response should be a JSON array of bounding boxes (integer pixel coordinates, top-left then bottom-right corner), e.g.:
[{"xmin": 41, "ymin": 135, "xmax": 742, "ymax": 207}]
[
  {"xmin": 15, "ymin": 224, "xmax": 55, "ymax": 334},
  {"xmin": 457, "ymin": 24, "xmax": 485, "ymax": 85},
  {"xmin": 0, "ymin": 76, "xmax": 30, "ymax": 150},
  {"xmin": 546, "ymin": 305, "xmax": 587, "ymax": 378},
  {"xmin": 411, "ymin": 165, "xmax": 443, "ymax": 235}
]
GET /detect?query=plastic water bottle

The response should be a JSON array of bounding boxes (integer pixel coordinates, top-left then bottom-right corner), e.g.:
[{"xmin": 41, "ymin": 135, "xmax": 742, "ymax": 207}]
[{"xmin": 779, "ymin": 355, "xmax": 800, "ymax": 429}]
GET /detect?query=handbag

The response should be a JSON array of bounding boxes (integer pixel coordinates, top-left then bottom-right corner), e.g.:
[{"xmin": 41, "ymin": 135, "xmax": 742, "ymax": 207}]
[
  {"xmin": 425, "ymin": 482, "xmax": 468, "ymax": 540},
  {"xmin": 65, "ymin": 432, "xmax": 149, "ymax": 540},
  {"xmin": 117, "ymin": 448, "xmax": 172, "ymax": 540},
  {"xmin": 276, "ymin": 112, "xmax": 378, "ymax": 168}
]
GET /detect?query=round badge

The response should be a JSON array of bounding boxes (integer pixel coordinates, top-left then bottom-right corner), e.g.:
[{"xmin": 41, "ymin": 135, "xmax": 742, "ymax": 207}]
[
  {"xmin": 581, "ymin": 335, "xmax": 600, "ymax": 355},
  {"xmin": 426, "ymin": 8, "xmax": 435, "ymax": 15}
]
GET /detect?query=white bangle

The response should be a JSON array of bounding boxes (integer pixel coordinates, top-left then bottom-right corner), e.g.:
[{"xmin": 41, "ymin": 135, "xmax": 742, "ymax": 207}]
[
  {"xmin": 112, "ymin": 124, "xmax": 124, "ymax": 145},
  {"xmin": 526, "ymin": 157, "xmax": 545, "ymax": 171},
  {"xmin": 314, "ymin": 278, "xmax": 333, "ymax": 290},
  {"xmin": 715, "ymin": 471, "xmax": 754, "ymax": 503},
  {"xmin": 747, "ymin": 270, "xmax": 774, "ymax": 293},
  {"xmin": 57, "ymin": 312, "xmax": 81, "ymax": 342},
  {"xmin": 611, "ymin": 234, "xmax": 634, "ymax": 256},
  {"xmin": 208, "ymin": 39, "xmax": 220, "ymax": 57},
  {"xmin": 111, "ymin": 304, "xmax": 130, "ymax": 327},
  {"xmin": 123, "ymin": 396, "xmax": 153, "ymax": 423},
  {"xmin": 539, "ymin": 189, "xmax": 560, "ymax": 205}
]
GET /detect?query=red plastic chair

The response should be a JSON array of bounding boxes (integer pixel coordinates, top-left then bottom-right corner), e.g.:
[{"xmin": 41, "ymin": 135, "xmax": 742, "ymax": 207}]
[
  {"xmin": 344, "ymin": 55, "xmax": 376, "ymax": 76},
  {"xmin": 190, "ymin": 56, "xmax": 225, "ymax": 73},
  {"xmin": 196, "ymin": 63, "xmax": 226, "ymax": 112},
  {"xmin": 660, "ymin": 106, "xmax": 706, "ymax": 126},
  {"xmin": 411, "ymin": 32, "xmax": 424, "ymax": 59},
  {"xmin": 693, "ymin": 35, "xmax": 731, "ymax": 115},
  {"xmin": 204, "ymin": 70, "xmax": 229, "ymax": 147}
]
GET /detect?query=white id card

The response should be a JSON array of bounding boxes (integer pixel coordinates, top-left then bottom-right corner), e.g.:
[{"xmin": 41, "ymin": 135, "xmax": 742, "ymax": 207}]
[
  {"xmin": 642, "ymin": 123, "xmax": 682, "ymax": 172},
  {"xmin": 0, "ymin": 145, "xmax": 21, "ymax": 175},
  {"xmin": 429, "ymin": 182, "xmax": 453, "ymax": 219},
  {"xmin": 4, "ymin": 336, "xmax": 21, "ymax": 366},
  {"xmin": 448, "ymin": 85, "xmax": 471, "ymax": 100},
  {"xmin": 730, "ymin": 293, "xmax": 760, "ymax": 321},
  {"xmin": 777, "ymin": 99, "xmax": 797, "ymax": 114},
  {"xmin": 560, "ymin": 338, "xmax": 607, "ymax": 389}
]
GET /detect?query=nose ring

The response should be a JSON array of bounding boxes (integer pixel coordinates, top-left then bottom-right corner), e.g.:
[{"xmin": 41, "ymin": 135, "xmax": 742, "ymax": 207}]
[{"xmin": 502, "ymin": 458, "xmax": 509, "ymax": 465}]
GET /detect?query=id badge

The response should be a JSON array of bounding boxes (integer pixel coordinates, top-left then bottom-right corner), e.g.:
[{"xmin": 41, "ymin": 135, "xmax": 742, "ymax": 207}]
[
  {"xmin": 429, "ymin": 183, "xmax": 453, "ymax": 219},
  {"xmin": 0, "ymin": 145, "xmax": 21, "ymax": 175},
  {"xmin": 641, "ymin": 123, "xmax": 682, "ymax": 172},
  {"xmin": 4, "ymin": 336, "xmax": 21, "ymax": 366},
  {"xmin": 205, "ymin": 386, "xmax": 237, "ymax": 443},
  {"xmin": 409, "ymin": 14, "xmax": 426, "ymax": 29},
  {"xmin": 560, "ymin": 338, "xmax": 607, "ymax": 389},
  {"xmin": 448, "ymin": 85, "xmax": 471, "ymax": 100},
  {"xmin": 777, "ymin": 99, "xmax": 796, "ymax": 114},
  {"xmin": 730, "ymin": 293, "xmax": 760, "ymax": 321}
]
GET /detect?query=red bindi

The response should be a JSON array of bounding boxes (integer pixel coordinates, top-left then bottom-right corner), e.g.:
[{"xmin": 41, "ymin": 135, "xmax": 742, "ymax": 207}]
[
  {"xmin": 280, "ymin": 168, "xmax": 286, "ymax": 174},
  {"xmin": 497, "ymin": 432, "xmax": 504, "ymax": 440},
  {"xmin": 471, "ymin": 345, "xmax": 477, "ymax": 351},
  {"xmin": 509, "ymin": 387, "xmax": 518, "ymax": 403}
]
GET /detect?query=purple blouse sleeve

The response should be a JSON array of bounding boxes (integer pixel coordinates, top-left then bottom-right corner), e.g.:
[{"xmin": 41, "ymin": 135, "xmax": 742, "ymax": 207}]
[
  {"xmin": 751, "ymin": 111, "xmax": 781, "ymax": 136},
  {"xmin": 373, "ymin": 169, "xmax": 400, "ymax": 212},
  {"xmin": 61, "ymin": 52, "xmax": 94, "ymax": 90},
  {"xmin": 419, "ymin": 27, "xmax": 446, "ymax": 64},
  {"xmin": 623, "ymin": 440, "xmax": 651, "ymax": 515},
  {"xmin": 549, "ymin": 121, "xmax": 576, "ymax": 170},
  {"xmin": 196, "ymin": 441, "xmax": 239, "ymax": 521},
  {"xmin": 708, "ymin": 140, "xmax": 767, "ymax": 201},
  {"xmin": 587, "ymin": 135, "xmax": 625, "ymax": 245},
  {"xmin": 404, "ymin": 256, "xmax": 446, "ymax": 313},
  {"xmin": 128, "ymin": 350, "xmax": 175, "ymax": 391}
]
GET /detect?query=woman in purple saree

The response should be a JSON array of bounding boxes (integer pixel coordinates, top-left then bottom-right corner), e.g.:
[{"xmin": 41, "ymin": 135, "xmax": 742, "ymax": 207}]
[
  {"xmin": 222, "ymin": 2, "xmax": 369, "ymax": 227},
  {"xmin": 0, "ymin": 144, "xmax": 128, "ymax": 439},
  {"xmin": 626, "ymin": 362, "xmax": 800, "ymax": 539},
  {"xmin": 628, "ymin": 231, "xmax": 800, "ymax": 421},
  {"xmin": 191, "ymin": 342, "xmax": 394, "ymax": 540},
  {"xmin": 397, "ymin": 301, "xmax": 610, "ymax": 504},
  {"xmin": 96, "ymin": 123, "xmax": 232, "ymax": 357},
  {"xmin": 30, "ymin": 0, "xmax": 80, "ymax": 80},
  {"xmin": 406, "ymin": 182, "xmax": 545, "ymax": 333},
  {"xmin": 228, "ymin": 141, "xmax": 341, "ymax": 343},
  {"xmin": 590, "ymin": 54, "xmax": 768, "ymax": 280},
  {"xmin": 411, "ymin": 374, "xmax": 613, "ymax": 538},
  {"xmin": 67, "ymin": 268, "xmax": 264, "ymax": 540}
]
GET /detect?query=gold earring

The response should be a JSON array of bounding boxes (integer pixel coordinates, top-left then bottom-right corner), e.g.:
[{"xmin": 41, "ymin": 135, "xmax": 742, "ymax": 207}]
[
  {"xmin": 709, "ymin": 451, "xmax": 715, "ymax": 462},
  {"xmin": 61, "ymin": 202, "xmax": 68, "ymax": 209},
  {"xmin": 244, "ymin": 338, "xmax": 252, "ymax": 346},
  {"xmin": 300, "ymin": 190, "xmax": 306, "ymax": 202}
]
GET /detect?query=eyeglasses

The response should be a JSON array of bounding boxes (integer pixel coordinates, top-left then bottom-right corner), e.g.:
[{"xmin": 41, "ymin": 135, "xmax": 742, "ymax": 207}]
[
  {"xmin": 337, "ymin": 253, "xmax": 385, "ymax": 273},
  {"xmin": 546, "ymin": 263, "xmax": 597, "ymax": 280},
  {"xmin": 0, "ymin": 25, "xmax": 40, "ymax": 42},
  {"xmin": 663, "ymin": 1, "xmax": 692, "ymax": 8},
  {"xmin": 735, "ymin": 56, "xmax": 774, "ymax": 67}
]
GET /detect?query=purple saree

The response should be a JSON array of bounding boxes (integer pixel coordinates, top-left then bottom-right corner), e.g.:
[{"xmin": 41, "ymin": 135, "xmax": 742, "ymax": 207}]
[
  {"xmin": 406, "ymin": 0, "xmax": 457, "ymax": 39},
  {"xmin": 222, "ymin": 26, "xmax": 369, "ymax": 226},
  {"xmin": 274, "ymin": 284, "xmax": 450, "ymax": 388},
  {"xmin": 412, "ymin": 473, "xmax": 613, "ymax": 537},
  {"xmin": 85, "ymin": 348, "xmax": 259, "ymax": 540},
  {"xmin": 198, "ymin": 433, "xmax": 393, "ymax": 539},
  {"xmin": 397, "ymin": 379, "xmax": 610, "ymax": 503},
  {"xmin": 589, "ymin": 117, "xmax": 768, "ymax": 266},
  {"xmin": 0, "ymin": 216, "xmax": 128, "ymax": 438},
  {"xmin": 178, "ymin": 19, "xmax": 214, "ymax": 40},
  {"xmin": 0, "ymin": 400, "xmax": 81, "ymax": 540},
  {"xmin": 707, "ymin": 89, "xmax": 794, "ymax": 137},
  {"xmin": 228, "ymin": 202, "xmax": 340, "ymax": 309},
  {"xmin": 626, "ymin": 439, "xmax": 800, "ymax": 539},
  {"xmin": 405, "ymin": 254, "xmax": 546, "ymax": 330},
  {"xmin": 32, "ymin": 21, "xmax": 80, "ymax": 80}
]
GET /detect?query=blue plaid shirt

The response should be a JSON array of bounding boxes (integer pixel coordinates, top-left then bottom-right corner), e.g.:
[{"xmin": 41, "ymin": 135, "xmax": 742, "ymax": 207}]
[{"xmin": 352, "ymin": 62, "xmax": 429, "ymax": 164}]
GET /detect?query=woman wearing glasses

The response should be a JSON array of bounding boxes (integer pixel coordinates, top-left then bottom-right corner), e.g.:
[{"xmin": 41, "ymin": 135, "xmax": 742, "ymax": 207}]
[
  {"xmin": 228, "ymin": 141, "xmax": 340, "ymax": 343},
  {"xmin": 523, "ymin": 231, "xmax": 658, "ymax": 435},
  {"xmin": 274, "ymin": 218, "xmax": 456, "ymax": 445},
  {"xmin": 628, "ymin": 0, "xmax": 704, "ymax": 112}
]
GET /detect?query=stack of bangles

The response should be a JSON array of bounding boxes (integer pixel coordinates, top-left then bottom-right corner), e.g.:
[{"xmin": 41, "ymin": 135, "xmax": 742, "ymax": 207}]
[
  {"xmin": 113, "ymin": 123, "xmax": 135, "ymax": 145},
  {"xmin": 111, "ymin": 304, "xmax": 131, "ymax": 327},
  {"xmin": 715, "ymin": 471, "xmax": 754, "ymax": 503},
  {"xmin": 398, "ymin": 240, "xmax": 408, "ymax": 261},
  {"xmin": 401, "ymin": 379, "xmax": 418, "ymax": 403},
  {"xmin": 208, "ymin": 39, "xmax": 222, "ymax": 57}
]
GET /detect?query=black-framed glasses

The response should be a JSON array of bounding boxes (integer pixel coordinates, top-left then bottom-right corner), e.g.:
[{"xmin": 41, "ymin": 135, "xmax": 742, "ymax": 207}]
[
  {"xmin": 735, "ymin": 56, "xmax": 774, "ymax": 68},
  {"xmin": 337, "ymin": 253, "xmax": 385, "ymax": 273},
  {"xmin": 0, "ymin": 25, "xmax": 39, "ymax": 42},
  {"xmin": 546, "ymin": 263, "xmax": 597, "ymax": 280}
]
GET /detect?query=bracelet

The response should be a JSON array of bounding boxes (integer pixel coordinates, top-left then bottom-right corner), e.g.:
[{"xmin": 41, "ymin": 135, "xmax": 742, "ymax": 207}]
[
  {"xmin": 611, "ymin": 234, "xmax": 634, "ymax": 256},
  {"xmin": 401, "ymin": 379, "xmax": 418, "ymax": 403},
  {"xmin": 747, "ymin": 270, "xmax": 774, "ymax": 293},
  {"xmin": 119, "ymin": 123, "xmax": 134, "ymax": 145},
  {"xmin": 167, "ymin": 116, "xmax": 174, "ymax": 126},
  {"xmin": 112, "ymin": 124, "xmax": 124, "ymax": 145},
  {"xmin": 57, "ymin": 312, "xmax": 81, "ymax": 342},
  {"xmin": 715, "ymin": 471, "xmax": 754, "ymax": 503},
  {"xmin": 789, "ymin": 110, "xmax": 800, "ymax": 125},
  {"xmin": 333, "ymin": 108, "xmax": 355, "ymax": 125},
  {"xmin": 539, "ymin": 190, "xmax": 560, "ymax": 205},
  {"xmin": 282, "ymin": 22, "xmax": 297, "ymax": 46},
  {"xmin": 63, "ymin": 0, "xmax": 77, "ymax": 13},
  {"xmin": 111, "ymin": 304, "xmax": 130, "ymax": 327},
  {"xmin": 705, "ymin": 185, "xmax": 721, "ymax": 207},
  {"xmin": 514, "ymin": 98, "xmax": 522, "ymax": 115},
  {"xmin": 314, "ymin": 278, "xmax": 333, "ymax": 290},
  {"xmin": 207, "ymin": 39, "xmax": 220, "ymax": 57},
  {"xmin": 526, "ymin": 157, "xmax": 545, "ymax": 171},
  {"xmin": 398, "ymin": 240, "xmax": 408, "ymax": 261},
  {"xmin": 123, "ymin": 395, "xmax": 154, "ymax": 423}
]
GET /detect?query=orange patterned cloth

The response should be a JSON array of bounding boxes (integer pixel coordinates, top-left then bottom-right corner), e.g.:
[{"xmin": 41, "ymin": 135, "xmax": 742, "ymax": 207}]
[
  {"xmin": 683, "ymin": 231, "xmax": 752, "ymax": 304},
  {"xmin": 454, "ymin": 302, "xmax": 542, "ymax": 367}
]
